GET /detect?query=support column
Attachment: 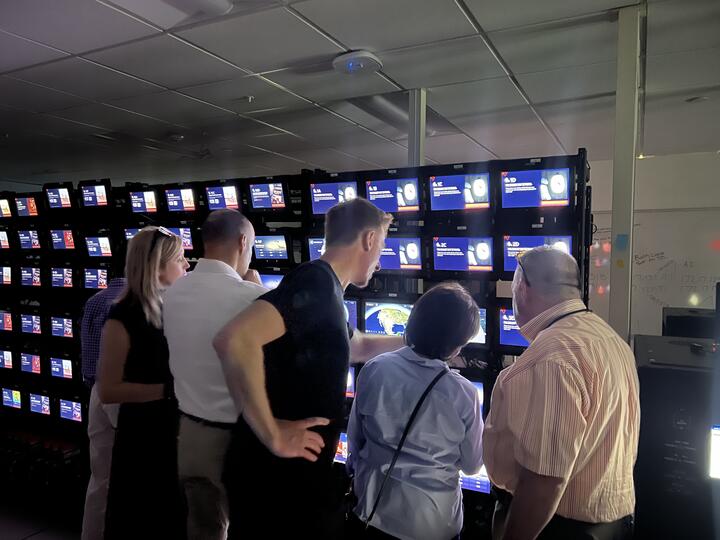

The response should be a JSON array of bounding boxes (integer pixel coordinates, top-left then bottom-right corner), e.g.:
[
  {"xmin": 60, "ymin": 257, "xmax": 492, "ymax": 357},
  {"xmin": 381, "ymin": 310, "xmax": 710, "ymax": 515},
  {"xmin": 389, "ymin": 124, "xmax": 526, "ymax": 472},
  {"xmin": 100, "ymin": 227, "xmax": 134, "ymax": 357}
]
[
  {"xmin": 609, "ymin": 5, "xmax": 643, "ymax": 341},
  {"xmin": 408, "ymin": 88, "xmax": 426, "ymax": 167}
]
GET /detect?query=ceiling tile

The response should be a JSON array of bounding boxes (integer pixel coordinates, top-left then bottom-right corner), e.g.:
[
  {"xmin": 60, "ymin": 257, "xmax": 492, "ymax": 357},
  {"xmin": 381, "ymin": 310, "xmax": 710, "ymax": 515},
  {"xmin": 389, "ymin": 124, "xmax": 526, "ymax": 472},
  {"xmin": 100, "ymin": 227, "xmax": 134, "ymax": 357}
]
[
  {"xmin": 109, "ymin": 91, "xmax": 235, "ymax": 126},
  {"xmin": 424, "ymin": 133, "xmax": 496, "ymax": 163},
  {"xmin": 253, "ymin": 107, "xmax": 359, "ymax": 142},
  {"xmin": 0, "ymin": 0, "xmax": 158, "ymax": 54},
  {"xmin": 647, "ymin": 0, "xmax": 720, "ymax": 56},
  {"xmin": 0, "ymin": 31, "xmax": 68, "ymax": 73},
  {"xmin": 177, "ymin": 7, "xmax": 343, "ymax": 73},
  {"xmin": 646, "ymin": 48, "xmax": 720, "ymax": 96},
  {"xmin": 284, "ymin": 148, "xmax": 378, "ymax": 172},
  {"xmin": 294, "ymin": 0, "xmax": 475, "ymax": 51},
  {"xmin": 516, "ymin": 62, "xmax": 617, "ymax": 104},
  {"xmin": 51, "ymin": 102, "xmax": 175, "ymax": 136},
  {"xmin": 428, "ymin": 77, "xmax": 526, "ymax": 119},
  {"xmin": 330, "ymin": 139, "xmax": 408, "ymax": 169},
  {"xmin": 325, "ymin": 100, "xmax": 408, "ymax": 140},
  {"xmin": 12, "ymin": 58, "xmax": 161, "ymax": 101},
  {"xmin": 0, "ymin": 76, "xmax": 89, "ymax": 112},
  {"xmin": 264, "ymin": 69, "xmax": 398, "ymax": 103}
]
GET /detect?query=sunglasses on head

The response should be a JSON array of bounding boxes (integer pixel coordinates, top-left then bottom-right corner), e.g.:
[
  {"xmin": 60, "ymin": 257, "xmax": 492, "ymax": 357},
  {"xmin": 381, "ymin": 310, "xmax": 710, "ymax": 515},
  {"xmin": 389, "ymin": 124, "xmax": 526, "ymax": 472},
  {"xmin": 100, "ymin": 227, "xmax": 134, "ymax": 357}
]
[{"xmin": 148, "ymin": 226, "xmax": 174, "ymax": 256}]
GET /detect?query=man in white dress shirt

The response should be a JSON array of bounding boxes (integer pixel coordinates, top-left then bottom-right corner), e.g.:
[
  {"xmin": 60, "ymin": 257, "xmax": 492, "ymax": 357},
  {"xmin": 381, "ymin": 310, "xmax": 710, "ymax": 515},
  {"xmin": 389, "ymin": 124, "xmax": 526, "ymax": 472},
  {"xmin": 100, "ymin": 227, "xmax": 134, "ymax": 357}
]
[{"xmin": 164, "ymin": 209, "xmax": 266, "ymax": 540}]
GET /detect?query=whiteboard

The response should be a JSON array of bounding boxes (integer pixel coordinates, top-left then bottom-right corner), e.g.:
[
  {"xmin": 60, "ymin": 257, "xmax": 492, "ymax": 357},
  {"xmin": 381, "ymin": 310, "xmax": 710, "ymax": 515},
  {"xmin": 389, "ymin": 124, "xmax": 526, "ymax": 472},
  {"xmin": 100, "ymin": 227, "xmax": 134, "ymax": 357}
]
[{"xmin": 589, "ymin": 208, "xmax": 720, "ymax": 336}]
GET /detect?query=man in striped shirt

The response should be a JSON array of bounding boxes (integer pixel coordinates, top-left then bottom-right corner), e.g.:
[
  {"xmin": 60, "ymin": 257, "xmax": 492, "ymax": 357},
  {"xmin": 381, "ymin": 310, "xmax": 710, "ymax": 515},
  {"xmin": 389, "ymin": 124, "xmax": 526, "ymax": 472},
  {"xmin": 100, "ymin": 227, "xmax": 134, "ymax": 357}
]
[{"xmin": 484, "ymin": 247, "xmax": 639, "ymax": 540}]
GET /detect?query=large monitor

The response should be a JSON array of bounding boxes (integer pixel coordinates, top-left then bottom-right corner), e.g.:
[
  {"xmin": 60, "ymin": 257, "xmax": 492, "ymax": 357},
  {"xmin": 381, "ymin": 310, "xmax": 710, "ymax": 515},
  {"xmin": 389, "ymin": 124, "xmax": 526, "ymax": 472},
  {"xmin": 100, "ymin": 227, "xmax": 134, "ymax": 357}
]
[
  {"xmin": 21, "ymin": 314, "xmax": 41, "ymax": 335},
  {"xmin": 259, "ymin": 273, "xmax": 283, "ymax": 290},
  {"xmin": 30, "ymin": 393, "xmax": 51, "ymax": 415},
  {"xmin": 0, "ymin": 198, "xmax": 12, "ymax": 218},
  {"xmin": 20, "ymin": 267, "xmax": 41, "ymax": 287},
  {"xmin": 433, "ymin": 237, "xmax": 493, "ymax": 272},
  {"xmin": 51, "ymin": 316, "xmax": 74, "ymax": 338},
  {"xmin": 344, "ymin": 299, "xmax": 358, "ymax": 329},
  {"xmin": 310, "ymin": 181, "xmax": 357, "ymax": 215},
  {"xmin": 1, "ymin": 266, "xmax": 10, "ymax": 286},
  {"xmin": 250, "ymin": 183, "xmax": 286, "ymax": 210},
  {"xmin": 15, "ymin": 196, "xmax": 39, "ymax": 217},
  {"xmin": 130, "ymin": 190, "xmax": 158, "ymax": 213},
  {"xmin": 428, "ymin": 173, "xmax": 490, "ymax": 211},
  {"xmin": 503, "ymin": 235, "xmax": 572, "ymax": 272},
  {"xmin": 253, "ymin": 235, "xmax": 288, "ymax": 260},
  {"xmin": 501, "ymin": 168, "xmax": 570, "ymax": 208},
  {"xmin": 2, "ymin": 388, "xmax": 21, "ymax": 409},
  {"xmin": 45, "ymin": 187, "xmax": 72, "ymax": 209},
  {"xmin": 0, "ymin": 230, "xmax": 9, "ymax": 249},
  {"xmin": 59, "ymin": 399, "xmax": 83, "ymax": 422},
  {"xmin": 0, "ymin": 311, "xmax": 12, "ymax": 332},
  {"xmin": 499, "ymin": 307, "xmax": 529, "ymax": 348},
  {"xmin": 206, "ymin": 185, "xmax": 240, "ymax": 210},
  {"xmin": 51, "ymin": 268, "xmax": 74, "ymax": 289},
  {"xmin": 334, "ymin": 432, "xmax": 349, "ymax": 464},
  {"xmin": 380, "ymin": 237, "xmax": 422, "ymax": 271},
  {"xmin": 50, "ymin": 357, "xmax": 73, "ymax": 379},
  {"xmin": 468, "ymin": 308, "xmax": 487, "ymax": 346},
  {"xmin": 20, "ymin": 352, "xmax": 41, "ymax": 375},
  {"xmin": 366, "ymin": 178, "xmax": 420, "ymax": 212},
  {"xmin": 364, "ymin": 301, "xmax": 413, "ymax": 336},
  {"xmin": 0, "ymin": 350, "xmax": 12, "ymax": 369},
  {"xmin": 308, "ymin": 237, "xmax": 325, "ymax": 261},
  {"xmin": 51, "ymin": 229, "xmax": 76, "ymax": 250},
  {"xmin": 81, "ymin": 184, "xmax": 109, "ymax": 207},
  {"xmin": 84, "ymin": 268, "xmax": 109, "ymax": 289},
  {"xmin": 85, "ymin": 236, "xmax": 113, "ymax": 257},
  {"xmin": 18, "ymin": 230, "xmax": 41, "ymax": 249},
  {"xmin": 165, "ymin": 187, "xmax": 196, "ymax": 212}
]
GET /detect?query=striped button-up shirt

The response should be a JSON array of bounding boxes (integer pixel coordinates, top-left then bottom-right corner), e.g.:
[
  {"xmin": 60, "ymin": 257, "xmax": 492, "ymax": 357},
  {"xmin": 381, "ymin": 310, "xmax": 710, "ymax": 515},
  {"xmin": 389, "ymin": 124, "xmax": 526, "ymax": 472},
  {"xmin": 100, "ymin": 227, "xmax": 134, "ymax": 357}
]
[{"xmin": 483, "ymin": 299, "xmax": 640, "ymax": 523}]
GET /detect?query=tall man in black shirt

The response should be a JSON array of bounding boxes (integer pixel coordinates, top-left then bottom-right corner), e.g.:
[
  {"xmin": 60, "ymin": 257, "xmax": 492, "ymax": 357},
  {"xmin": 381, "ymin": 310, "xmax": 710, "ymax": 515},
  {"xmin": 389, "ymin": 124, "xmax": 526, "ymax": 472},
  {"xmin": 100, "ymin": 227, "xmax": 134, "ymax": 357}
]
[{"xmin": 215, "ymin": 197, "xmax": 403, "ymax": 538}]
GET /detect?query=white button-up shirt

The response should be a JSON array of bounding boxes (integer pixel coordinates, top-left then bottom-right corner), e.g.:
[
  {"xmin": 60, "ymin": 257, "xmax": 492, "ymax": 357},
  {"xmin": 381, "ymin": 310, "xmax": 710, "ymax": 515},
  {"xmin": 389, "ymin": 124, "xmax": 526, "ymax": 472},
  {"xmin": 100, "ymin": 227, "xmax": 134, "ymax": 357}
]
[{"xmin": 164, "ymin": 258, "xmax": 267, "ymax": 423}]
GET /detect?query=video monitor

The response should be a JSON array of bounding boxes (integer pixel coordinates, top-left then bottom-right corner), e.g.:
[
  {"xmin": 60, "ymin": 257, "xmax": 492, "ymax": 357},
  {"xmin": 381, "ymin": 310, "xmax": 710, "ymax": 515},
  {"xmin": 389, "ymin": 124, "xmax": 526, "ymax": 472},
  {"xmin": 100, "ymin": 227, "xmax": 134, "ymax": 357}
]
[
  {"xmin": 499, "ymin": 307, "xmax": 529, "ymax": 348},
  {"xmin": 51, "ymin": 357, "xmax": 73, "ymax": 379},
  {"xmin": 1, "ymin": 266, "xmax": 10, "ymax": 286},
  {"xmin": 711, "ymin": 425, "xmax": 720, "ymax": 479},
  {"xmin": 344, "ymin": 299, "xmax": 358, "ymax": 329},
  {"xmin": 366, "ymin": 178, "xmax": 420, "ymax": 213},
  {"xmin": 59, "ymin": 399, "xmax": 83, "ymax": 422},
  {"xmin": 0, "ymin": 350, "xmax": 12, "ymax": 369},
  {"xmin": 86, "ymin": 236, "xmax": 113, "ymax": 257},
  {"xmin": 84, "ymin": 268, "xmax": 109, "ymax": 289},
  {"xmin": 259, "ymin": 273, "xmax": 283, "ymax": 290},
  {"xmin": 501, "ymin": 168, "xmax": 570, "ymax": 209},
  {"xmin": 124, "ymin": 228, "xmax": 139, "ymax": 241},
  {"xmin": 167, "ymin": 227, "xmax": 194, "ymax": 251},
  {"xmin": 334, "ymin": 432, "xmax": 349, "ymax": 464},
  {"xmin": 460, "ymin": 465, "xmax": 491, "ymax": 494},
  {"xmin": 46, "ymin": 187, "xmax": 72, "ymax": 209},
  {"xmin": 433, "ymin": 237, "xmax": 493, "ymax": 273},
  {"xmin": 30, "ymin": 394, "xmax": 51, "ymax": 415},
  {"xmin": 0, "ymin": 311, "xmax": 12, "ymax": 331},
  {"xmin": 0, "ymin": 199, "xmax": 12, "ymax": 218},
  {"xmin": 21, "ymin": 314, "xmax": 41, "ymax": 335},
  {"xmin": 51, "ymin": 316, "xmax": 74, "ymax": 338},
  {"xmin": 51, "ymin": 268, "xmax": 73, "ymax": 289},
  {"xmin": 253, "ymin": 235, "xmax": 288, "ymax": 260},
  {"xmin": 20, "ymin": 267, "xmax": 41, "ymax": 287},
  {"xmin": 2, "ymin": 389, "xmax": 21, "ymax": 409},
  {"xmin": 364, "ymin": 301, "xmax": 413, "ymax": 336},
  {"xmin": 468, "ymin": 308, "xmax": 487, "ymax": 346},
  {"xmin": 308, "ymin": 237, "xmax": 325, "ymax": 261},
  {"xmin": 503, "ymin": 235, "xmax": 572, "ymax": 272},
  {"xmin": 165, "ymin": 187, "xmax": 196, "ymax": 212},
  {"xmin": 250, "ymin": 183, "xmax": 286, "ymax": 210},
  {"xmin": 0, "ymin": 231, "xmax": 10, "ymax": 249},
  {"xmin": 15, "ymin": 196, "xmax": 39, "ymax": 217},
  {"xmin": 51, "ymin": 229, "xmax": 76, "ymax": 250},
  {"xmin": 380, "ymin": 237, "xmax": 422, "ymax": 271},
  {"xmin": 346, "ymin": 366, "xmax": 356, "ymax": 398},
  {"xmin": 18, "ymin": 230, "xmax": 41, "ymax": 249},
  {"xmin": 428, "ymin": 173, "xmax": 490, "ymax": 211},
  {"xmin": 81, "ymin": 184, "xmax": 108, "ymax": 207},
  {"xmin": 130, "ymin": 190, "xmax": 158, "ymax": 213},
  {"xmin": 21, "ymin": 353, "xmax": 41, "ymax": 375},
  {"xmin": 206, "ymin": 185, "xmax": 239, "ymax": 210},
  {"xmin": 310, "ymin": 181, "xmax": 357, "ymax": 215}
]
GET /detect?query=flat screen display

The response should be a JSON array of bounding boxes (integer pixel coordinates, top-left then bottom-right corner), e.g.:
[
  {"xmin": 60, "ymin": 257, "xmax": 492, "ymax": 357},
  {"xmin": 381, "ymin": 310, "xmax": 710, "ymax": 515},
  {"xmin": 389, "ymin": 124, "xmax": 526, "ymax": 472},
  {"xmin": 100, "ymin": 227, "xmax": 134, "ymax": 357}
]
[
  {"xmin": 18, "ymin": 230, "xmax": 41, "ymax": 249},
  {"xmin": 50, "ymin": 357, "xmax": 73, "ymax": 379},
  {"xmin": 310, "ymin": 181, "xmax": 357, "ymax": 215},
  {"xmin": 346, "ymin": 366, "xmax": 356, "ymax": 398},
  {"xmin": 81, "ymin": 185, "xmax": 108, "ymax": 207},
  {"xmin": 0, "ymin": 311, "xmax": 12, "ymax": 332},
  {"xmin": 51, "ymin": 316, "xmax": 73, "ymax": 338},
  {"xmin": 21, "ymin": 314, "xmax": 41, "ymax": 335},
  {"xmin": 165, "ymin": 188, "xmax": 196, "ymax": 212},
  {"xmin": 167, "ymin": 227, "xmax": 193, "ymax": 251},
  {"xmin": 334, "ymin": 432, "xmax": 348, "ymax": 464},
  {"xmin": 364, "ymin": 301, "xmax": 412, "ymax": 336},
  {"xmin": 503, "ymin": 235, "xmax": 572, "ymax": 272},
  {"xmin": 130, "ymin": 191, "xmax": 157, "ymax": 213},
  {"xmin": 428, "ymin": 174, "xmax": 489, "ymax": 211},
  {"xmin": 86, "ymin": 236, "xmax": 113, "ymax": 257},
  {"xmin": 308, "ymin": 238, "xmax": 325, "ymax": 261},
  {"xmin": 433, "ymin": 237, "xmax": 493, "ymax": 272},
  {"xmin": 0, "ymin": 350, "xmax": 12, "ymax": 369},
  {"xmin": 499, "ymin": 307, "xmax": 529, "ymax": 348},
  {"xmin": 51, "ymin": 268, "xmax": 73, "ymax": 288},
  {"xmin": 124, "ymin": 228, "xmax": 139, "ymax": 241},
  {"xmin": 253, "ymin": 236, "xmax": 288, "ymax": 260},
  {"xmin": 460, "ymin": 465, "xmax": 491, "ymax": 494},
  {"xmin": 206, "ymin": 185, "xmax": 239, "ymax": 210},
  {"xmin": 59, "ymin": 399, "xmax": 83, "ymax": 422},
  {"xmin": 501, "ymin": 168, "xmax": 570, "ymax": 208},
  {"xmin": 250, "ymin": 183, "xmax": 286, "ymax": 210},
  {"xmin": 380, "ymin": 237, "xmax": 422, "ymax": 271},
  {"xmin": 468, "ymin": 308, "xmax": 487, "ymax": 345},
  {"xmin": 30, "ymin": 394, "xmax": 51, "ymax": 415},
  {"xmin": 0, "ymin": 231, "xmax": 9, "ymax": 249},
  {"xmin": 15, "ymin": 197, "xmax": 39, "ymax": 216},
  {"xmin": 2, "ymin": 389, "xmax": 21, "ymax": 409},
  {"xmin": 46, "ymin": 188, "xmax": 72, "ymax": 209},
  {"xmin": 84, "ymin": 269, "xmax": 108, "ymax": 289},
  {"xmin": 259, "ymin": 274, "xmax": 283, "ymax": 290},
  {"xmin": 20, "ymin": 267, "xmax": 41, "ymax": 287},
  {"xmin": 51, "ymin": 229, "xmax": 75, "ymax": 250},
  {"xmin": 21, "ymin": 353, "xmax": 41, "ymax": 374},
  {"xmin": 0, "ymin": 199, "xmax": 11, "ymax": 218},
  {"xmin": 1, "ymin": 267, "xmax": 10, "ymax": 285},
  {"xmin": 366, "ymin": 178, "xmax": 420, "ymax": 212}
]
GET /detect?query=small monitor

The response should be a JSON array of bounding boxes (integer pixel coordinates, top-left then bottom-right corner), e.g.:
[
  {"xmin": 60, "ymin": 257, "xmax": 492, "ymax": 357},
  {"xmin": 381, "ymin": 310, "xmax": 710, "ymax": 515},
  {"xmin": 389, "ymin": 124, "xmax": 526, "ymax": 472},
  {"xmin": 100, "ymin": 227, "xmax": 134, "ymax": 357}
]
[
  {"xmin": 165, "ymin": 188, "xmax": 196, "ymax": 212},
  {"xmin": 501, "ymin": 168, "xmax": 570, "ymax": 209},
  {"xmin": 334, "ymin": 432, "xmax": 349, "ymax": 464},
  {"xmin": 124, "ymin": 228, "xmax": 139, "ymax": 241},
  {"xmin": 20, "ymin": 267, "xmax": 41, "ymax": 287},
  {"xmin": 0, "ymin": 311, "xmax": 12, "ymax": 332},
  {"xmin": 15, "ymin": 196, "xmax": 39, "ymax": 217},
  {"xmin": 310, "ymin": 181, "xmax": 357, "ymax": 215},
  {"xmin": 253, "ymin": 235, "xmax": 288, "ymax": 260},
  {"xmin": 51, "ymin": 268, "xmax": 73, "ymax": 289},
  {"xmin": 344, "ymin": 299, "xmax": 358, "ymax": 329},
  {"xmin": 468, "ymin": 308, "xmax": 487, "ymax": 346},
  {"xmin": 380, "ymin": 237, "xmax": 422, "ymax": 271},
  {"xmin": 433, "ymin": 237, "xmax": 493, "ymax": 272},
  {"xmin": 46, "ymin": 187, "xmax": 72, "ymax": 209},
  {"xmin": 308, "ymin": 237, "xmax": 325, "ymax": 261},
  {"xmin": 21, "ymin": 353, "xmax": 41, "ymax": 374},
  {"xmin": 167, "ymin": 227, "xmax": 194, "ymax": 251},
  {"xmin": 30, "ymin": 393, "xmax": 51, "ymax": 415},
  {"xmin": 250, "ymin": 183, "xmax": 286, "ymax": 210},
  {"xmin": 130, "ymin": 190, "xmax": 158, "ymax": 213},
  {"xmin": 18, "ymin": 230, "xmax": 41, "ymax": 249},
  {"xmin": 84, "ymin": 268, "xmax": 109, "ymax": 289},
  {"xmin": 503, "ymin": 235, "xmax": 572, "ymax": 272},
  {"xmin": 59, "ymin": 399, "xmax": 83, "ymax": 422},
  {"xmin": 1, "ymin": 266, "xmax": 10, "ymax": 286},
  {"xmin": 460, "ymin": 465, "xmax": 491, "ymax": 494},
  {"xmin": 346, "ymin": 366, "xmax": 356, "ymax": 398},
  {"xmin": 366, "ymin": 178, "xmax": 420, "ymax": 213},
  {"xmin": 21, "ymin": 314, "xmax": 41, "ymax": 335},
  {"xmin": 81, "ymin": 185, "xmax": 108, "ymax": 207},
  {"xmin": 86, "ymin": 236, "xmax": 113, "ymax": 257},
  {"xmin": 0, "ymin": 231, "xmax": 9, "ymax": 249},
  {"xmin": 259, "ymin": 273, "xmax": 283, "ymax": 290},
  {"xmin": 50, "ymin": 357, "xmax": 73, "ymax": 379},
  {"xmin": 711, "ymin": 425, "xmax": 720, "ymax": 479},
  {"xmin": 51, "ymin": 229, "xmax": 75, "ymax": 250},
  {"xmin": 0, "ymin": 350, "xmax": 12, "ymax": 369},
  {"xmin": 2, "ymin": 388, "xmax": 21, "ymax": 409},
  {"xmin": 428, "ymin": 174, "xmax": 490, "ymax": 211},
  {"xmin": 364, "ymin": 301, "xmax": 413, "ymax": 336},
  {"xmin": 51, "ymin": 316, "xmax": 74, "ymax": 338},
  {"xmin": 499, "ymin": 307, "xmax": 529, "ymax": 348},
  {"xmin": 206, "ymin": 185, "xmax": 240, "ymax": 210},
  {"xmin": 0, "ymin": 199, "xmax": 12, "ymax": 218}
]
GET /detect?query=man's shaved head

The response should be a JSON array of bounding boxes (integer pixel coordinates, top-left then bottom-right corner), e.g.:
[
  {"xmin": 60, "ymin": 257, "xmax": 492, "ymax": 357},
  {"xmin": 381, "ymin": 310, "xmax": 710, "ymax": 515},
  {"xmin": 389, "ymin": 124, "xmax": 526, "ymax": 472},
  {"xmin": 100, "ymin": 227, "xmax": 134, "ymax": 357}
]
[
  {"xmin": 516, "ymin": 246, "xmax": 581, "ymax": 301},
  {"xmin": 201, "ymin": 209, "xmax": 252, "ymax": 247}
]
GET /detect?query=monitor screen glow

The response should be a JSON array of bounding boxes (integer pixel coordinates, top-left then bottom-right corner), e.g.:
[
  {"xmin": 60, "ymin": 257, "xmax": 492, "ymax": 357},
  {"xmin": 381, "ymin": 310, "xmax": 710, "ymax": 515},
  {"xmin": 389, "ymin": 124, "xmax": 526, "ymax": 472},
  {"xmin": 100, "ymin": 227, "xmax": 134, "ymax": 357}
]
[{"xmin": 429, "ymin": 174, "xmax": 489, "ymax": 211}]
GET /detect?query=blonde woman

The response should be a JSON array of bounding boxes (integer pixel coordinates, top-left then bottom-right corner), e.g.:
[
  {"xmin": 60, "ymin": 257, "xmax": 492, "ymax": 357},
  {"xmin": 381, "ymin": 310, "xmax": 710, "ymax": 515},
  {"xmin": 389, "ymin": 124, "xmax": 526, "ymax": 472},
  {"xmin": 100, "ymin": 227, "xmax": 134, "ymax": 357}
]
[{"xmin": 98, "ymin": 226, "xmax": 189, "ymax": 540}]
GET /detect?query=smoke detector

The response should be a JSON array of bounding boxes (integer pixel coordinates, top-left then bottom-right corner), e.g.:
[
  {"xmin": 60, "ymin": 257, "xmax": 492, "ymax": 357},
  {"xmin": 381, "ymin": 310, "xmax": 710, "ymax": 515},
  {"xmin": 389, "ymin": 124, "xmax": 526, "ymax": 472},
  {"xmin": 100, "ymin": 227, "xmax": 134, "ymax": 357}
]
[{"xmin": 332, "ymin": 50, "xmax": 383, "ymax": 75}]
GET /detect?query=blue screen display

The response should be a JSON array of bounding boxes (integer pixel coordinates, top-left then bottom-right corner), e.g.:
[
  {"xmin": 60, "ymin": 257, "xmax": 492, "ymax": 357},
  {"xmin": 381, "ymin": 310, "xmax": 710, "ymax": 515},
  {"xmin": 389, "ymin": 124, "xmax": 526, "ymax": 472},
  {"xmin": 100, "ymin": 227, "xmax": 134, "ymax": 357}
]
[
  {"xmin": 51, "ymin": 230, "xmax": 75, "ymax": 250},
  {"xmin": 51, "ymin": 317, "xmax": 73, "ymax": 338},
  {"xmin": 21, "ymin": 314, "xmax": 41, "ymax": 334},
  {"xmin": 206, "ymin": 185, "xmax": 239, "ymax": 210},
  {"xmin": 334, "ymin": 432, "xmax": 348, "ymax": 464},
  {"xmin": 468, "ymin": 308, "xmax": 487, "ymax": 345},
  {"xmin": 428, "ymin": 174, "xmax": 489, "ymax": 211},
  {"xmin": 364, "ymin": 301, "xmax": 412, "ymax": 336},
  {"xmin": 380, "ymin": 237, "xmax": 422, "ymax": 271},
  {"xmin": 433, "ymin": 237, "xmax": 493, "ymax": 272},
  {"xmin": 253, "ymin": 236, "xmax": 288, "ymax": 260},
  {"xmin": 81, "ymin": 185, "xmax": 108, "ymax": 207},
  {"xmin": 2, "ymin": 388, "xmax": 21, "ymax": 409},
  {"xmin": 167, "ymin": 228, "xmax": 193, "ymax": 251},
  {"xmin": 51, "ymin": 357, "xmax": 73, "ymax": 379},
  {"xmin": 18, "ymin": 230, "xmax": 40, "ymax": 249},
  {"xmin": 366, "ymin": 178, "xmax": 420, "ymax": 212},
  {"xmin": 59, "ymin": 399, "xmax": 82, "ymax": 422},
  {"xmin": 259, "ymin": 274, "xmax": 283, "ymax": 290},
  {"xmin": 165, "ymin": 188, "xmax": 196, "ymax": 212},
  {"xmin": 503, "ymin": 235, "xmax": 572, "ymax": 272},
  {"xmin": 21, "ymin": 267, "xmax": 41, "ymax": 287},
  {"xmin": 344, "ymin": 299, "xmax": 358, "ymax": 329},
  {"xmin": 310, "ymin": 181, "xmax": 357, "ymax": 215},
  {"xmin": 130, "ymin": 191, "xmax": 158, "ymax": 213},
  {"xmin": 15, "ymin": 197, "xmax": 38, "ymax": 216},
  {"xmin": 499, "ymin": 307, "xmax": 529, "ymax": 348},
  {"xmin": 0, "ymin": 312, "xmax": 12, "ymax": 332},
  {"xmin": 52, "ymin": 268, "xmax": 73, "ymax": 288},
  {"xmin": 46, "ymin": 188, "xmax": 72, "ymax": 209},
  {"xmin": 0, "ymin": 350, "xmax": 12, "ymax": 369},
  {"xmin": 86, "ymin": 237, "xmax": 112, "ymax": 257},
  {"xmin": 501, "ymin": 168, "xmax": 570, "ymax": 208},
  {"xmin": 84, "ymin": 269, "xmax": 108, "ymax": 289},
  {"xmin": 308, "ymin": 238, "xmax": 325, "ymax": 261},
  {"xmin": 250, "ymin": 183, "xmax": 286, "ymax": 210},
  {"xmin": 30, "ymin": 393, "xmax": 50, "ymax": 415},
  {"xmin": 21, "ymin": 353, "xmax": 41, "ymax": 374}
]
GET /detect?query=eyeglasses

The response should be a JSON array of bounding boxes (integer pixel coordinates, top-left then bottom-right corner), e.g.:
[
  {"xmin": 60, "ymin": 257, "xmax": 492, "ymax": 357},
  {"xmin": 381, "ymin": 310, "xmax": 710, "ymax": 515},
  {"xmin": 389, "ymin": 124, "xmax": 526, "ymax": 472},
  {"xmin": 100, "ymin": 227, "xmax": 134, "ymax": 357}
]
[{"xmin": 148, "ymin": 226, "xmax": 174, "ymax": 257}]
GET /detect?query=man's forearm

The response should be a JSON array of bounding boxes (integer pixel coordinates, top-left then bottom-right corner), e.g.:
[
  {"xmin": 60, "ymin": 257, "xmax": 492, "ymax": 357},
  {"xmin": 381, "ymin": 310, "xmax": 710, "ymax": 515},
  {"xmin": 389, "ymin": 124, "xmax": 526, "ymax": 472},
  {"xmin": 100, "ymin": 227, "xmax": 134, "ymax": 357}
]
[
  {"xmin": 351, "ymin": 333, "xmax": 404, "ymax": 363},
  {"xmin": 502, "ymin": 468, "xmax": 565, "ymax": 540}
]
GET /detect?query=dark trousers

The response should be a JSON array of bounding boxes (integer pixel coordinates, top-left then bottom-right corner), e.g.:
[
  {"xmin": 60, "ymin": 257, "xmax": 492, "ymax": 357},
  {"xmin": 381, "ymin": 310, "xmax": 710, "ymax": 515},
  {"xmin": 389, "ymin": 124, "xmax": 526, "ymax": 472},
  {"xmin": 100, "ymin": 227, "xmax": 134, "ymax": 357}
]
[{"xmin": 346, "ymin": 512, "xmax": 461, "ymax": 540}]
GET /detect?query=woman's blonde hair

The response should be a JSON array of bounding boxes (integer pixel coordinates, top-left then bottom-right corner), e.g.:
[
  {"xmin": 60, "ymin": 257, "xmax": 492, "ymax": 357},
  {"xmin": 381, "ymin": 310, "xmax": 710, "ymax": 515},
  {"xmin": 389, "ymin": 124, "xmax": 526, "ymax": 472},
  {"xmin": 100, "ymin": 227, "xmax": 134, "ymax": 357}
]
[{"xmin": 118, "ymin": 226, "xmax": 183, "ymax": 328}]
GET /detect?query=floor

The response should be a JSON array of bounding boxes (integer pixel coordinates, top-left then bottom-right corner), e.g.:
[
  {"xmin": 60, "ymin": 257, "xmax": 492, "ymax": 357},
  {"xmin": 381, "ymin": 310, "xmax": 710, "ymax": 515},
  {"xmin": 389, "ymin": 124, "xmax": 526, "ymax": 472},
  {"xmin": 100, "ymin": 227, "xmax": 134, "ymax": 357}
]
[{"xmin": 0, "ymin": 508, "xmax": 79, "ymax": 540}]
